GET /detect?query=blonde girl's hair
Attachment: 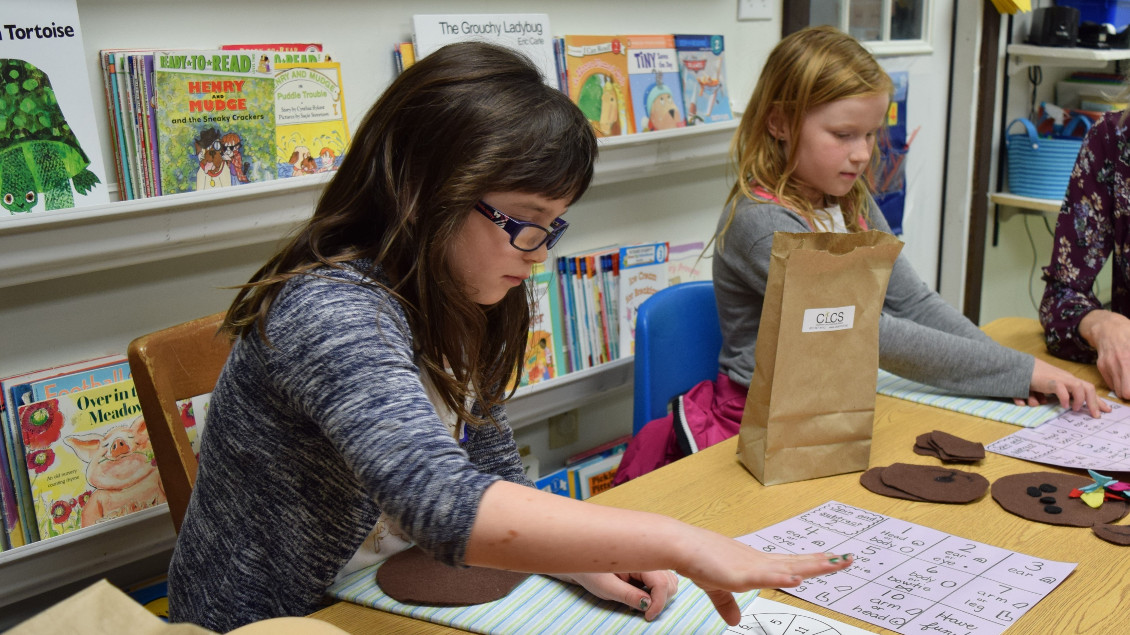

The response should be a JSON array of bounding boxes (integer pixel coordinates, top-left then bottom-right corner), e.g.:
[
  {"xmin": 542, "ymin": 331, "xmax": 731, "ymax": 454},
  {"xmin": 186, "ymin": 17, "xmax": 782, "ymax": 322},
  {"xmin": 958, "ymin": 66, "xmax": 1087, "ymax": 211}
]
[{"xmin": 719, "ymin": 25, "xmax": 893, "ymax": 250}]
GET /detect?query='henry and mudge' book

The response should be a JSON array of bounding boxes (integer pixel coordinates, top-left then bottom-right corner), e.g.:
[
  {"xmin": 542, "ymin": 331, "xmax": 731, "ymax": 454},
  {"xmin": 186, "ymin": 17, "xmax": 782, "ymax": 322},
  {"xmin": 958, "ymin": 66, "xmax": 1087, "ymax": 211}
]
[{"xmin": 153, "ymin": 50, "xmax": 275, "ymax": 195}]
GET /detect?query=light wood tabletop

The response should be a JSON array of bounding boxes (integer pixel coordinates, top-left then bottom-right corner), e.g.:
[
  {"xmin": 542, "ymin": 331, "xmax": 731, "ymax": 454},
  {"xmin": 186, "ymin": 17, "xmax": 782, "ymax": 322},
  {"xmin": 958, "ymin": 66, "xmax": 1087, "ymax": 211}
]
[{"xmin": 312, "ymin": 317, "xmax": 1129, "ymax": 634}]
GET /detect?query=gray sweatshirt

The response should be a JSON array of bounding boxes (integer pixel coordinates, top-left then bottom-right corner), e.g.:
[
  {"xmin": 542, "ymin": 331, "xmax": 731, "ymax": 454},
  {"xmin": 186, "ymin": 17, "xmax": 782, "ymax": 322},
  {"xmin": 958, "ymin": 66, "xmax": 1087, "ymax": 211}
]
[
  {"xmin": 713, "ymin": 196, "xmax": 1033, "ymax": 398},
  {"xmin": 167, "ymin": 261, "xmax": 532, "ymax": 631}
]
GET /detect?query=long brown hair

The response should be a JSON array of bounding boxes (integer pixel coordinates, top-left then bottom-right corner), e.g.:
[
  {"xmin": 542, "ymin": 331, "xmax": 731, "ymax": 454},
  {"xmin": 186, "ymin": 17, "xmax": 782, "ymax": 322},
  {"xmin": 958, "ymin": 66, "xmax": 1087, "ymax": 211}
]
[
  {"xmin": 223, "ymin": 42, "xmax": 597, "ymax": 427},
  {"xmin": 719, "ymin": 26, "xmax": 892, "ymax": 250}
]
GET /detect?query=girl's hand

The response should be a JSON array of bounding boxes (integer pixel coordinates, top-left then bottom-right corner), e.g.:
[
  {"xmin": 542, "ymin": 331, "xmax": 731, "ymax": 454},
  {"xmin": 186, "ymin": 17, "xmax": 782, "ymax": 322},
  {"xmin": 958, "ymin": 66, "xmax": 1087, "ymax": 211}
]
[
  {"xmin": 1079, "ymin": 309, "xmax": 1130, "ymax": 399},
  {"xmin": 1021, "ymin": 358, "xmax": 1110, "ymax": 418},
  {"xmin": 553, "ymin": 570, "xmax": 678, "ymax": 621},
  {"xmin": 674, "ymin": 528, "xmax": 854, "ymax": 626}
]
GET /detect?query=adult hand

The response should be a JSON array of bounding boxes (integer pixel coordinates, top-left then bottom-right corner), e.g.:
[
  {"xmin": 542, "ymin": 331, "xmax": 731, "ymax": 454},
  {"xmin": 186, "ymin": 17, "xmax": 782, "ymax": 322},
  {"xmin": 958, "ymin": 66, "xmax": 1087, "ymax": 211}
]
[
  {"xmin": 554, "ymin": 570, "xmax": 678, "ymax": 621},
  {"xmin": 1021, "ymin": 357, "xmax": 1110, "ymax": 418},
  {"xmin": 674, "ymin": 528, "xmax": 853, "ymax": 625},
  {"xmin": 1079, "ymin": 309, "xmax": 1130, "ymax": 399}
]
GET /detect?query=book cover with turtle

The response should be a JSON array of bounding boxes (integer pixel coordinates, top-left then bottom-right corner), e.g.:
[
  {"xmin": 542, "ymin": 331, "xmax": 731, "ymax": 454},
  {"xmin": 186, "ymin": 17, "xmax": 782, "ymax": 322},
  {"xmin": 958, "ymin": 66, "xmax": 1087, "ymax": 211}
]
[
  {"xmin": 152, "ymin": 49, "xmax": 275, "ymax": 195},
  {"xmin": 0, "ymin": 0, "xmax": 110, "ymax": 218}
]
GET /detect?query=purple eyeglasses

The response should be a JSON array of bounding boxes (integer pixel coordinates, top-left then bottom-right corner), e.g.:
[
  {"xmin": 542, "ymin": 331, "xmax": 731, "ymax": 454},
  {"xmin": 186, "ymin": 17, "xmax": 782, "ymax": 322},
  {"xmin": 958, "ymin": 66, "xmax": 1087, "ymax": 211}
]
[{"xmin": 475, "ymin": 200, "xmax": 569, "ymax": 252}]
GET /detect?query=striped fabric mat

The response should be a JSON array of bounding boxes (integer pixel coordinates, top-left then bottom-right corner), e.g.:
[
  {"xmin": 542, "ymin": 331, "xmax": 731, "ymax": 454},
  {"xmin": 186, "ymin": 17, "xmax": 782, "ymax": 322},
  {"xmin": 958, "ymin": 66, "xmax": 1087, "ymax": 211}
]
[
  {"xmin": 876, "ymin": 369, "xmax": 1063, "ymax": 428},
  {"xmin": 327, "ymin": 563, "xmax": 757, "ymax": 634}
]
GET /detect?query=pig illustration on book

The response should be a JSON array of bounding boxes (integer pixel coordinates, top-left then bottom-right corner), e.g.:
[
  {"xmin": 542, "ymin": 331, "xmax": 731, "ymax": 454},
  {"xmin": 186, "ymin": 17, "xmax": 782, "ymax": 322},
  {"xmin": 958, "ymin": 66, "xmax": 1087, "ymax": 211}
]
[{"xmin": 64, "ymin": 417, "xmax": 166, "ymax": 527}]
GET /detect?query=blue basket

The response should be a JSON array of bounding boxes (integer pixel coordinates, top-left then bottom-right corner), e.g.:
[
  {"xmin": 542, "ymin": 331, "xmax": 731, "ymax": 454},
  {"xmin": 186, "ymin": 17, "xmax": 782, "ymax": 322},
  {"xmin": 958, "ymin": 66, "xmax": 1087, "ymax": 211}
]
[{"xmin": 1005, "ymin": 116, "xmax": 1090, "ymax": 200}]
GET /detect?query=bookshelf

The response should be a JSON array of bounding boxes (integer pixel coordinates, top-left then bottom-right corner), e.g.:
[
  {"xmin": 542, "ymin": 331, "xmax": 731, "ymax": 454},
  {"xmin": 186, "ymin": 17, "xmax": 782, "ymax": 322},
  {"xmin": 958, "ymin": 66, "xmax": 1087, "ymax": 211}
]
[
  {"xmin": 0, "ymin": 119, "xmax": 734, "ymax": 613},
  {"xmin": 0, "ymin": 120, "xmax": 737, "ymax": 291}
]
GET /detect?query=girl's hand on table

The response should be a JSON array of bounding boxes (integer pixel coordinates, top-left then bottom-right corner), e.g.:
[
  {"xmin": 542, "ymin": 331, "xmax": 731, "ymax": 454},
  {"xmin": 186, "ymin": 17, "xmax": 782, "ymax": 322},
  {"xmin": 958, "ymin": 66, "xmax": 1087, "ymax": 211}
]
[
  {"xmin": 554, "ymin": 570, "xmax": 678, "ymax": 621},
  {"xmin": 1019, "ymin": 358, "xmax": 1110, "ymax": 418}
]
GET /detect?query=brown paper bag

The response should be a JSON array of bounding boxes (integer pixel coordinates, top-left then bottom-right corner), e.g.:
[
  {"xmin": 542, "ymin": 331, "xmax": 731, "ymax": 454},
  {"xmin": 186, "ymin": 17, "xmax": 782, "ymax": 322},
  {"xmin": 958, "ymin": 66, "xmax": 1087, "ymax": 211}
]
[{"xmin": 738, "ymin": 230, "xmax": 903, "ymax": 486}]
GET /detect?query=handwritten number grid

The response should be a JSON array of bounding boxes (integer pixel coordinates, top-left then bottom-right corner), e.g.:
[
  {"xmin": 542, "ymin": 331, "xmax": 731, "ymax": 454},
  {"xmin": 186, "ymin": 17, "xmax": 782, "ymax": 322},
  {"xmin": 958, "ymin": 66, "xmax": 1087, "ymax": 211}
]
[
  {"xmin": 987, "ymin": 399, "xmax": 1130, "ymax": 471},
  {"xmin": 736, "ymin": 502, "xmax": 1075, "ymax": 635}
]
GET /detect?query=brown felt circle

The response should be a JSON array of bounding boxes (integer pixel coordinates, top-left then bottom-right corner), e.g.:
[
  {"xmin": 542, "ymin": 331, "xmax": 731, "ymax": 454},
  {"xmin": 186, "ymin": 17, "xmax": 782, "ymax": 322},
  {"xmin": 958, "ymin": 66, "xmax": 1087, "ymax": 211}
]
[
  {"xmin": 376, "ymin": 546, "xmax": 529, "ymax": 606},
  {"xmin": 992, "ymin": 472, "xmax": 1130, "ymax": 528},
  {"xmin": 860, "ymin": 467, "xmax": 928, "ymax": 501},
  {"xmin": 1093, "ymin": 523, "xmax": 1130, "ymax": 546},
  {"xmin": 928, "ymin": 430, "xmax": 985, "ymax": 461},
  {"xmin": 879, "ymin": 463, "xmax": 988, "ymax": 504}
]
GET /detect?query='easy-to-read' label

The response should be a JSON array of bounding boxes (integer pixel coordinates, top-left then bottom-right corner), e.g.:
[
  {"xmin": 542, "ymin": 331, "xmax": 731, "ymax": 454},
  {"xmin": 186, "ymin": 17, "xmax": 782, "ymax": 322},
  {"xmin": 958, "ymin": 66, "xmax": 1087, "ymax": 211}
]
[{"xmin": 802, "ymin": 306, "xmax": 855, "ymax": 332}]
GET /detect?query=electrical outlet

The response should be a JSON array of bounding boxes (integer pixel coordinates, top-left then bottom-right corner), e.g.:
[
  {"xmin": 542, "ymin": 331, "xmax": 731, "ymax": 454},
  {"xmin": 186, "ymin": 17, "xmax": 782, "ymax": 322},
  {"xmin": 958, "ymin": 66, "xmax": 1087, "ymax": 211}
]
[
  {"xmin": 548, "ymin": 410, "xmax": 579, "ymax": 449},
  {"xmin": 738, "ymin": 0, "xmax": 773, "ymax": 21}
]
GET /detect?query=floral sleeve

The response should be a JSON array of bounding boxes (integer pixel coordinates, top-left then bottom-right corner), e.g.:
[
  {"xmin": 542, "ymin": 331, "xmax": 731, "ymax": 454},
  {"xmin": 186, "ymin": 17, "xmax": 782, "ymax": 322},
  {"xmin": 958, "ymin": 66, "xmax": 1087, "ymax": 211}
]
[{"xmin": 1038, "ymin": 113, "xmax": 1123, "ymax": 362}]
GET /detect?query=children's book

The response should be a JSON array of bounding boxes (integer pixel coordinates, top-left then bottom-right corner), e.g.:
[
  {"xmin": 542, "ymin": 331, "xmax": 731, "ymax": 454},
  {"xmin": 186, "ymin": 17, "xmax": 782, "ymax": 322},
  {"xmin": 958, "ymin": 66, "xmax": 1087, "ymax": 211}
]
[
  {"xmin": 0, "ymin": 0, "xmax": 110, "ymax": 217},
  {"xmin": 520, "ymin": 263, "xmax": 563, "ymax": 387},
  {"xmin": 222, "ymin": 43, "xmax": 323, "ymax": 52},
  {"xmin": 18, "ymin": 378, "xmax": 165, "ymax": 540},
  {"xmin": 624, "ymin": 35, "xmax": 686, "ymax": 133},
  {"xmin": 673, "ymin": 34, "xmax": 732, "ymax": 126},
  {"xmin": 152, "ymin": 49, "xmax": 276, "ymax": 195},
  {"xmin": 412, "ymin": 14, "xmax": 556, "ymax": 88},
  {"xmin": 2, "ymin": 355, "xmax": 131, "ymax": 544},
  {"xmin": 563, "ymin": 35, "xmax": 634, "ymax": 138},
  {"xmin": 666, "ymin": 241, "xmax": 710, "ymax": 286},
  {"xmin": 275, "ymin": 60, "xmax": 349, "ymax": 179},
  {"xmin": 572, "ymin": 451, "xmax": 624, "ymax": 499},
  {"xmin": 618, "ymin": 242, "xmax": 670, "ymax": 356}
]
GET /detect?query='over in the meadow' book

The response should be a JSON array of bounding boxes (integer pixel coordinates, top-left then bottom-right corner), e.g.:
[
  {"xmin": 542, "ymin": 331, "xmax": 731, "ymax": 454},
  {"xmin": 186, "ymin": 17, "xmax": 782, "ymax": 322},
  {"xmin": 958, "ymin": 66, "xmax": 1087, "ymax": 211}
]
[
  {"xmin": 153, "ymin": 50, "xmax": 275, "ymax": 195},
  {"xmin": 18, "ymin": 379, "xmax": 165, "ymax": 540}
]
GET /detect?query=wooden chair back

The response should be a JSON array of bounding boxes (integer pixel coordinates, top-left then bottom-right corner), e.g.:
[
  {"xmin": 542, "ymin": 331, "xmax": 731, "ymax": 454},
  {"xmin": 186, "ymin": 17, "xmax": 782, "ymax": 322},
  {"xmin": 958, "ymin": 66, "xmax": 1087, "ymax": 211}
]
[{"xmin": 127, "ymin": 312, "xmax": 230, "ymax": 533}]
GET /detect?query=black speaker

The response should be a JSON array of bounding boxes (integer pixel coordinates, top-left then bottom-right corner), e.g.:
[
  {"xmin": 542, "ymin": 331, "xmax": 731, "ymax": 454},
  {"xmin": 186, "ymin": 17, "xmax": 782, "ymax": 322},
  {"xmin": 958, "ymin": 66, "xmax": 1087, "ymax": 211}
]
[{"xmin": 1029, "ymin": 6, "xmax": 1081, "ymax": 47}]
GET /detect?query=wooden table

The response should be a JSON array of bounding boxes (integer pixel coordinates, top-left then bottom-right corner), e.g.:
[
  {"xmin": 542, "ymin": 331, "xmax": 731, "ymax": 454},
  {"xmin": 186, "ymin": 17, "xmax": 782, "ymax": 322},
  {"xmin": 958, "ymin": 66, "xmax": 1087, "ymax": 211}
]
[{"xmin": 312, "ymin": 317, "xmax": 1129, "ymax": 633}]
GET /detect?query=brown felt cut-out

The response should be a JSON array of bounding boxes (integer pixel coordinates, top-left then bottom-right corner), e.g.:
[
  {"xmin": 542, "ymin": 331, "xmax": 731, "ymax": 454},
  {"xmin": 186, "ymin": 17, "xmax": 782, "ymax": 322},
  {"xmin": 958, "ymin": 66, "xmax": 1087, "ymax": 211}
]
[
  {"xmin": 860, "ymin": 467, "xmax": 928, "ymax": 501},
  {"xmin": 879, "ymin": 463, "xmax": 989, "ymax": 503},
  {"xmin": 928, "ymin": 430, "xmax": 985, "ymax": 461},
  {"xmin": 376, "ymin": 545, "xmax": 529, "ymax": 606},
  {"xmin": 992, "ymin": 472, "xmax": 1130, "ymax": 528},
  {"xmin": 1093, "ymin": 523, "xmax": 1130, "ymax": 546}
]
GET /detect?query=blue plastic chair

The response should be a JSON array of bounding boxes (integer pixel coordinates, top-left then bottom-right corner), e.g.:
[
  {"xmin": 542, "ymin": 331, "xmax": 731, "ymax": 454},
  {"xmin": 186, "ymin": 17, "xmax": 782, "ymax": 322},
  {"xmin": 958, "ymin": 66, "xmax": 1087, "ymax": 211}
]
[{"xmin": 632, "ymin": 280, "xmax": 723, "ymax": 435}]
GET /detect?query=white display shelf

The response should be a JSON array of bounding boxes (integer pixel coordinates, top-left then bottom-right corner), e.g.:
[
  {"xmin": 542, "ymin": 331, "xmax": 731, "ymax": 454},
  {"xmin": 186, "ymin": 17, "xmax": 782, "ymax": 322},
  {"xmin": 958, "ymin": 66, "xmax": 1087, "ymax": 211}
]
[
  {"xmin": 989, "ymin": 191, "xmax": 1061, "ymax": 216},
  {"xmin": 0, "ymin": 356, "xmax": 633, "ymax": 609},
  {"xmin": 0, "ymin": 120, "xmax": 738, "ymax": 291},
  {"xmin": 1006, "ymin": 43, "xmax": 1130, "ymax": 74}
]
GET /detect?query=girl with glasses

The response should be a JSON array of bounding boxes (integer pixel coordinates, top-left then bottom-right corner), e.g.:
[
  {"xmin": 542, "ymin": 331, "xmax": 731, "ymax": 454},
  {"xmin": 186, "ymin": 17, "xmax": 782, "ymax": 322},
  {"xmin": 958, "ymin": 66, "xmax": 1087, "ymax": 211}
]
[{"xmin": 166, "ymin": 41, "xmax": 853, "ymax": 632}]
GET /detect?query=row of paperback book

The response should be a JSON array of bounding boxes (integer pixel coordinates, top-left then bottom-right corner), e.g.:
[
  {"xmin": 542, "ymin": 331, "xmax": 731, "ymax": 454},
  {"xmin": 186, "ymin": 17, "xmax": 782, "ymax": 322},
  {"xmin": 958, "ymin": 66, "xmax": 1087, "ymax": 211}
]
[
  {"xmin": 0, "ymin": 355, "xmax": 208, "ymax": 551},
  {"xmin": 517, "ymin": 240, "xmax": 709, "ymax": 388},
  {"xmin": 405, "ymin": 14, "xmax": 734, "ymax": 138},
  {"xmin": 100, "ymin": 43, "xmax": 349, "ymax": 200},
  {"xmin": 535, "ymin": 434, "xmax": 631, "ymax": 500}
]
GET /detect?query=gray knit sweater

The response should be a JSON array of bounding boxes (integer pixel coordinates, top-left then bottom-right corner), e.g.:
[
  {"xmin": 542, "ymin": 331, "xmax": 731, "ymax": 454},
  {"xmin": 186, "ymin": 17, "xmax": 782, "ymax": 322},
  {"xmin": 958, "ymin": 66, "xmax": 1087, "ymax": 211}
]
[
  {"xmin": 713, "ymin": 197, "xmax": 1034, "ymax": 398},
  {"xmin": 167, "ymin": 261, "xmax": 532, "ymax": 631}
]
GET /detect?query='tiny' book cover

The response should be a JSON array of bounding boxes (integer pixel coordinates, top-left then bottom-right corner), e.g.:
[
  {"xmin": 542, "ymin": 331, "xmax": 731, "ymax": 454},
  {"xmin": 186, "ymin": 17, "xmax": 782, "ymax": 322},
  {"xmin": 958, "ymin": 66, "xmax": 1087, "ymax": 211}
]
[
  {"xmin": 19, "ymin": 379, "xmax": 165, "ymax": 540},
  {"xmin": 153, "ymin": 49, "xmax": 275, "ymax": 195},
  {"xmin": 624, "ymin": 35, "xmax": 686, "ymax": 133}
]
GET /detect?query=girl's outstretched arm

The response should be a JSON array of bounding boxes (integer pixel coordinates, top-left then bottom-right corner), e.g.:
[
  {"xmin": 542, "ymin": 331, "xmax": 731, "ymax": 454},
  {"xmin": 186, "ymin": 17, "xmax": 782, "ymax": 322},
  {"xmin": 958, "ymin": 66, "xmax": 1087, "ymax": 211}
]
[{"xmin": 465, "ymin": 480, "xmax": 852, "ymax": 625}]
